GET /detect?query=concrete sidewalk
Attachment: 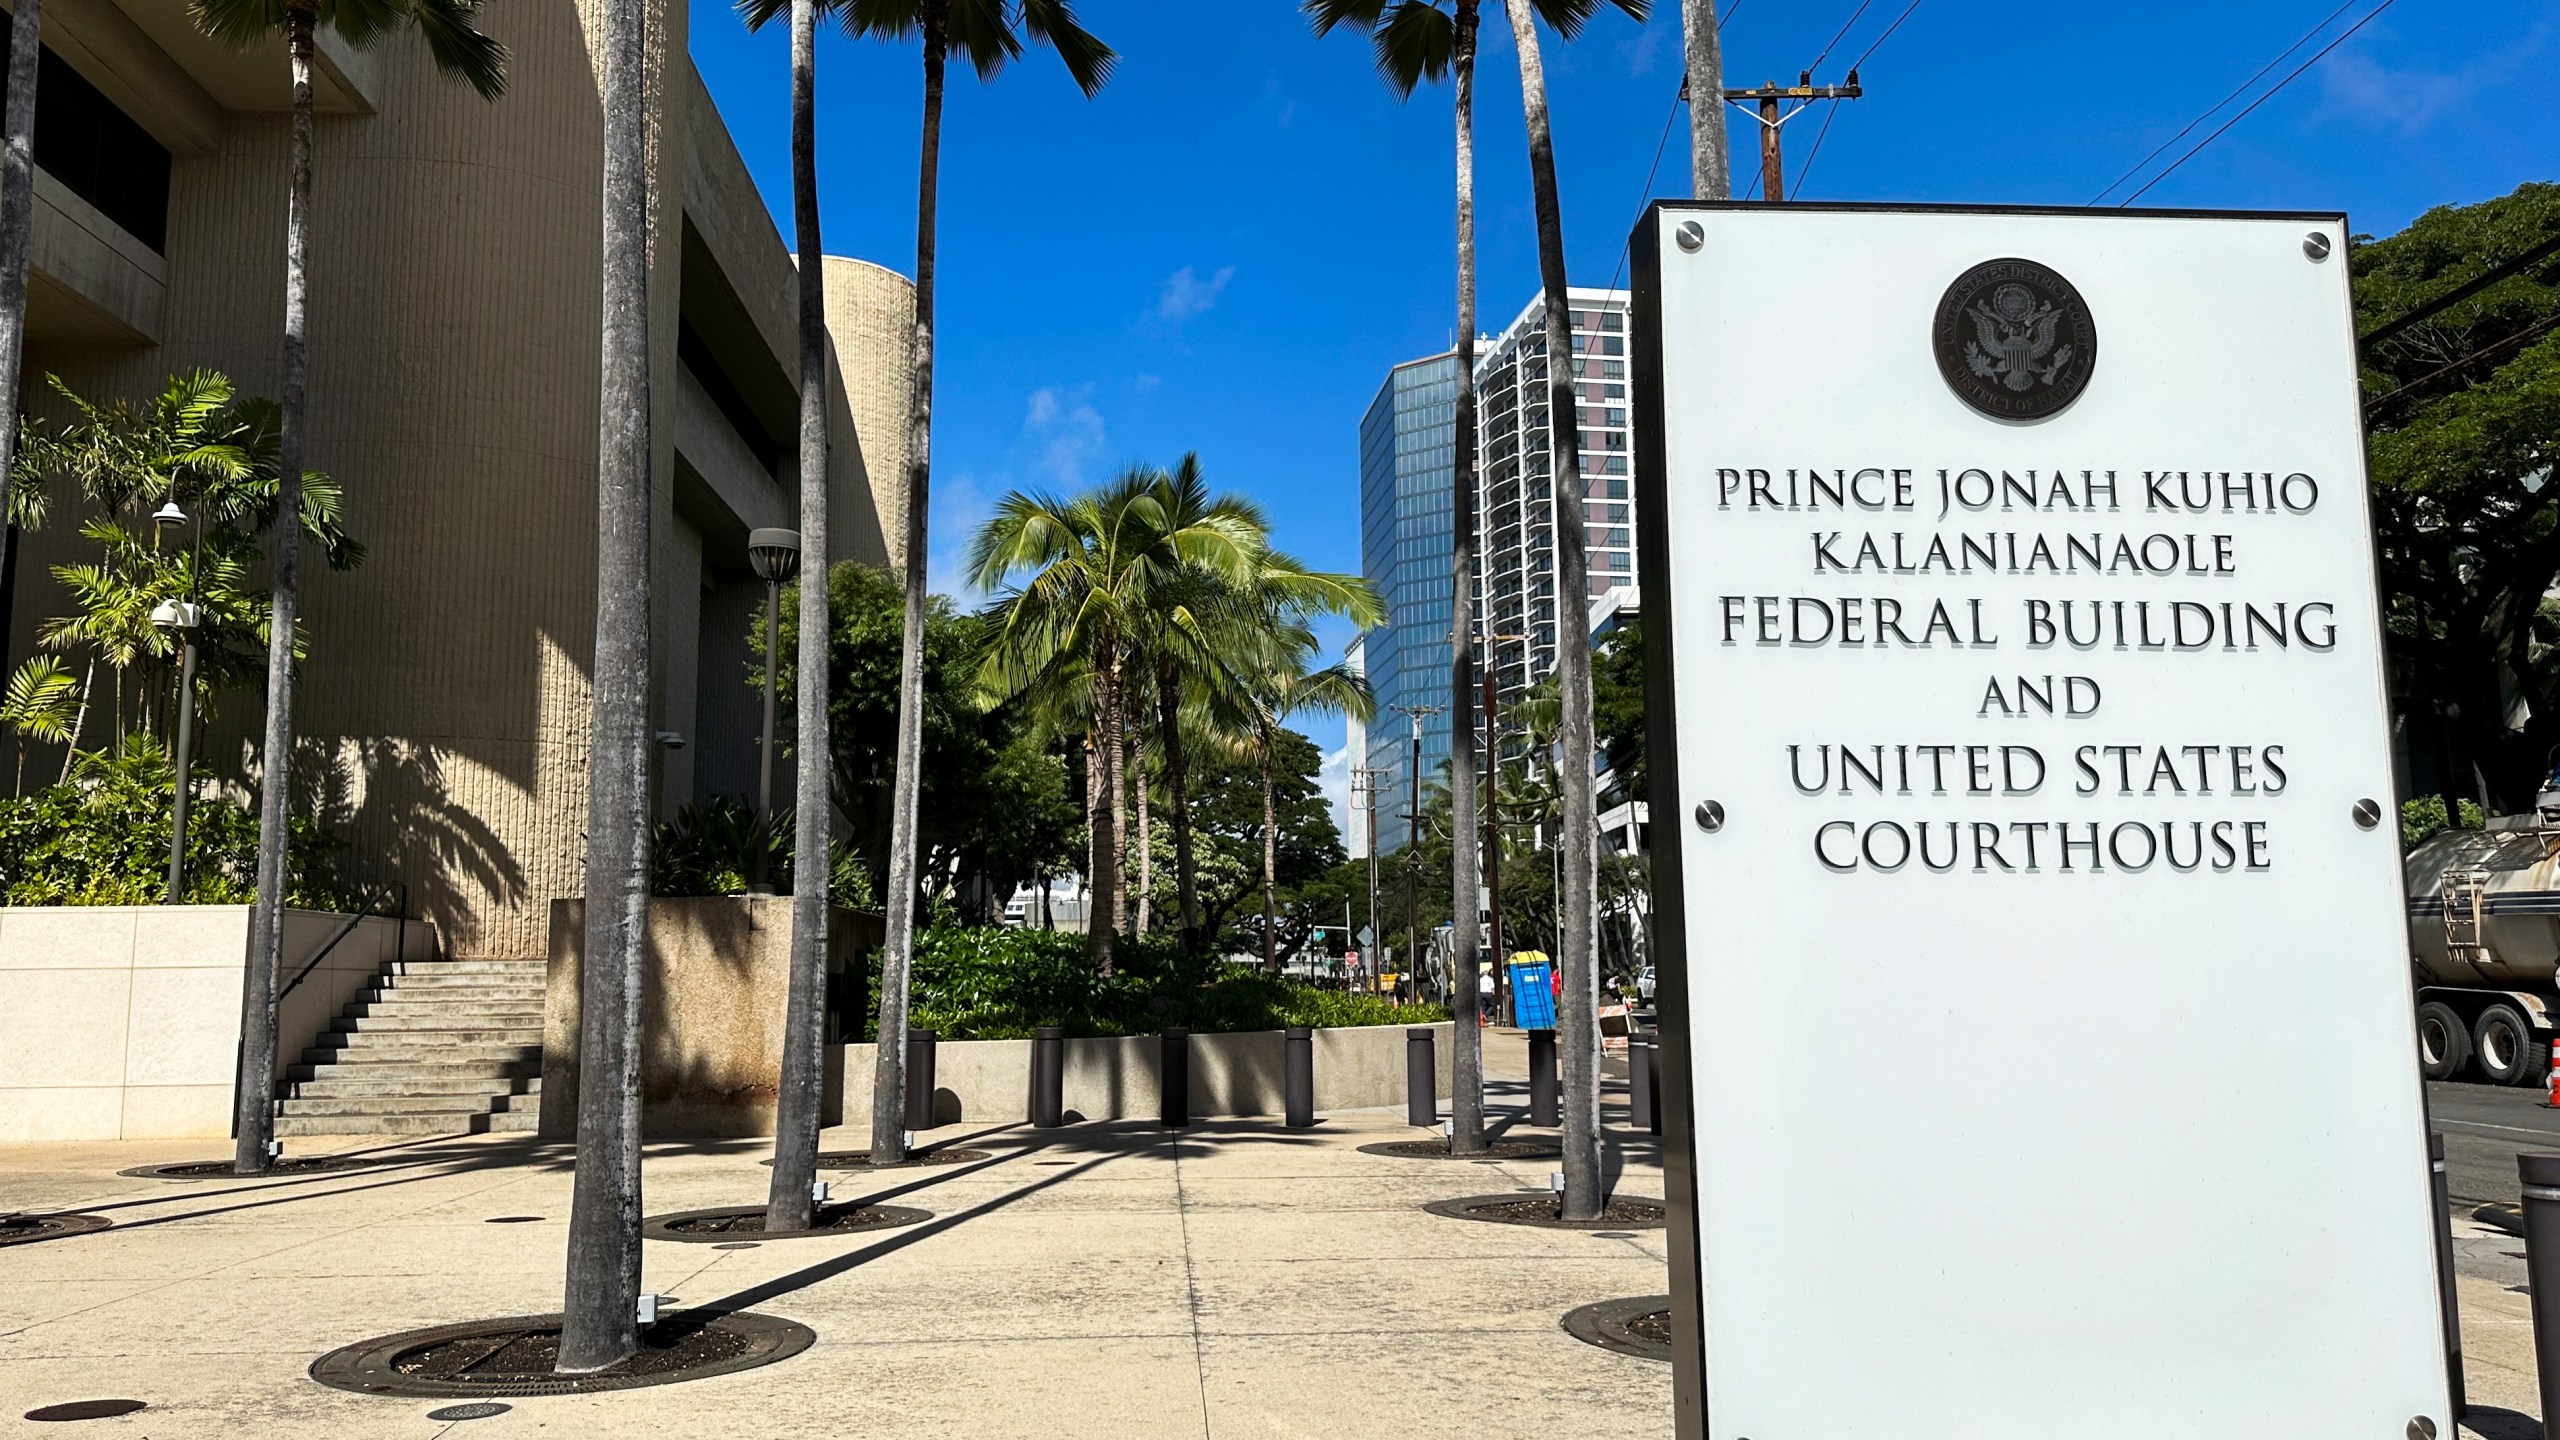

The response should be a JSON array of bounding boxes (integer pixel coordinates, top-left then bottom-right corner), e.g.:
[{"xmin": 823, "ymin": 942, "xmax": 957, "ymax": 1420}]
[{"xmin": 0, "ymin": 1073, "xmax": 1673, "ymax": 1439}]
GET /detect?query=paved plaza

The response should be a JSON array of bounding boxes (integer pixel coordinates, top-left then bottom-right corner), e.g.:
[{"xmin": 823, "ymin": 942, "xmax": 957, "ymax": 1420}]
[{"xmin": 1, "ymin": 1039, "xmax": 1672, "ymax": 1438}]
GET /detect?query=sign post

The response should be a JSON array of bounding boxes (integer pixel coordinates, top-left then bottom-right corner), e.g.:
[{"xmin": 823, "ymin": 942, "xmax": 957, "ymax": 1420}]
[{"xmin": 1634, "ymin": 202, "xmax": 2448, "ymax": 1438}]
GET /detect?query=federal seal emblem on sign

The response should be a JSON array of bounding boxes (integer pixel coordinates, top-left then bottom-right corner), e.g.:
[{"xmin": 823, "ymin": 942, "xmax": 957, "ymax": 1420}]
[{"xmin": 1931, "ymin": 257, "xmax": 2097, "ymax": 421}]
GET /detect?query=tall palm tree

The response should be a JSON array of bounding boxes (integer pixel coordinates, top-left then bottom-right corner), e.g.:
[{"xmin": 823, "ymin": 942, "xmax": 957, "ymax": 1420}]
[
  {"xmin": 1237, "ymin": 631, "xmax": 1373, "ymax": 969},
  {"xmin": 1497, "ymin": 0, "xmax": 1642, "ymax": 1221},
  {"xmin": 738, "ymin": 0, "xmax": 837, "ymax": 1235},
  {"xmin": 0, "ymin": 0, "xmax": 47, "ymax": 573},
  {"xmin": 846, "ymin": 0, "xmax": 1112, "ymax": 1169},
  {"xmin": 189, "ymin": 0, "xmax": 504, "ymax": 1179},
  {"xmin": 554, "ymin": 0, "xmax": 643, "ymax": 1374},
  {"xmin": 1680, "ymin": 0, "xmax": 1728, "ymax": 198}
]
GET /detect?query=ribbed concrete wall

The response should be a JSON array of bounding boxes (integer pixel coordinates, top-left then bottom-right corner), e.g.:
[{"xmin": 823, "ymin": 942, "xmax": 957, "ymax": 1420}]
[{"xmin": 822, "ymin": 256, "xmax": 914, "ymax": 576}]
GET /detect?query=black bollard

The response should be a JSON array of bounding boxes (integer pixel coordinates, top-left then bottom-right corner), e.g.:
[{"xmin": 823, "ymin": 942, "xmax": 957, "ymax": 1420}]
[
  {"xmin": 2432, "ymin": 1133, "xmax": 2465, "ymax": 1418},
  {"xmin": 905, "ymin": 1028, "xmax": 938, "ymax": 1131},
  {"xmin": 1160, "ymin": 1027, "xmax": 1190, "ymax": 1129},
  {"xmin": 1406, "ymin": 1027, "xmax": 1437, "ymax": 1127},
  {"xmin": 1629, "ymin": 1040, "xmax": 1655, "ymax": 1133},
  {"xmin": 1285, "ymin": 1026, "xmax": 1315, "ymax": 1128},
  {"xmin": 1528, "ymin": 1030, "xmax": 1558, "ymax": 1127},
  {"xmin": 1032, "ymin": 1026, "xmax": 1065, "ymax": 1128},
  {"xmin": 2519, "ymin": 1151, "xmax": 2560, "ymax": 1435}
]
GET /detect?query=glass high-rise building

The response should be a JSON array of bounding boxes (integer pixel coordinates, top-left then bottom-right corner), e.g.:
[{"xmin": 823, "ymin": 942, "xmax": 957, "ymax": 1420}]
[{"xmin": 1357, "ymin": 352, "xmax": 1459, "ymax": 854}]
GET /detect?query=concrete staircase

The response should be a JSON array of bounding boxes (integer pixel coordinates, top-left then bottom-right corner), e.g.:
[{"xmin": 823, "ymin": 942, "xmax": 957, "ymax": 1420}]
[{"xmin": 275, "ymin": 957, "xmax": 547, "ymax": 1136}]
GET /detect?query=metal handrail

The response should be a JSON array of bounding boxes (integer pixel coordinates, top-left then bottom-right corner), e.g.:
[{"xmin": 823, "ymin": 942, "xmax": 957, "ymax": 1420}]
[{"xmin": 276, "ymin": 881, "xmax": 410, "ymax": 1005}]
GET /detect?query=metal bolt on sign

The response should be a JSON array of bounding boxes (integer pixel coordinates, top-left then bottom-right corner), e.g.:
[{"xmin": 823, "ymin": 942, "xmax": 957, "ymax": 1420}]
[
  {"xmin": 1693, "ymin": 800, "xmax": 1724, "ymax": 833},
  {"xmin": 2305, "ymin": 231, "xmax": 2334, "ymax": 261},
  {"xmin": 1675, "ymin": 221, "xmax": 1704, "ymax": 253},
  {"xmin": 2354, "ymin": 798, "xmax": 2383, "ymax": 830}
]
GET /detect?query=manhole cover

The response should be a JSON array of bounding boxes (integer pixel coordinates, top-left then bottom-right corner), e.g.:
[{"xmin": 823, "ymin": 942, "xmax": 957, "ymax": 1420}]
[
  {"xmin": 642, "ymin": 1203, "xmax": 932, "ymax": 1243},
  {"xmin": 758, "ymin": 1149, "xmax": 990, "ymax": 1170},
  {"xmin": 1356, "ymin": 1139, "xmax": 1561, "ymax": 1161},
  {"xmin": 0, "ymin": 1213, "xmax": 112, "ymax": 1248},
  {"xmin": 1562, "ymin": 1295, "xmax": 1674, "ymax": 1362},
  {"xmin": 425, "ymin": 1401, "xmax": 513, "ymax": 1421},
  {"xmin": 309, "ymin": 1310, "xmax": 815, "ymax": 1397},
  {"xmin": 24, "ymin": 1400, "xmax": 149, "ymax": 1421},
  {"xmin": 1421, "ymin": 1193, "xmax": 1669, "ymax": 1230},
  {"xmin": 120, "ymin": 1156, "xmax": 381, "ymax": 1181}
]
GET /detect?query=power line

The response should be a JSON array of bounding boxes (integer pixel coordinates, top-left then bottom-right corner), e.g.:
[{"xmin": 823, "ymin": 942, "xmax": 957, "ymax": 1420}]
[
  {"xmin": 2363, "ymin": 310, "xmax": 2560, "ymax": 416},
  {"xmin": 1611, "ymin": 0, "xmax": 1748, "ymax": 292},
  {"xmin": 2089, "ymin": 0, "xmax": 2360, "ymax": 206},
  {"xmin": 2122, "ymin": 0, "xmax": 2399, "ymax": 205},
  {"xmin": 2360, "ymin": 233, "xmax": 2560, "ymax": 347},
  {"xmin": 1843, "ymin": 0, "xmax": 1923, "ymax": 72},
  {"xmin": 1808, "ymin": 0, "xmax": 1874, "ymax": 74},
  {"xmin": 1791, "ymin": 99, "xmax": 1843, "ymax": 197}
]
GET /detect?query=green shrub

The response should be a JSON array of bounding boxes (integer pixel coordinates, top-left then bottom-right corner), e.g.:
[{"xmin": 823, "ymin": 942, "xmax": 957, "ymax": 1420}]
[
  {"xmin": 2402, "ymin": 794, "xmax": 2487, "ymax": 849},
  {"xmin": 0, "ymin": 739, "xmax": 351, "ymax": 907},
  {"xmin": 856, "ymin": 924, "xmax": 1445, "ymax": 1040}
]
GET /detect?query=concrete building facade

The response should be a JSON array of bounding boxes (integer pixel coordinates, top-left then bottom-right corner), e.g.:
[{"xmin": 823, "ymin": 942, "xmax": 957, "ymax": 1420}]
[{"xmin": 1, "ymin": 0, "xmax": 908, "ymax": 958}]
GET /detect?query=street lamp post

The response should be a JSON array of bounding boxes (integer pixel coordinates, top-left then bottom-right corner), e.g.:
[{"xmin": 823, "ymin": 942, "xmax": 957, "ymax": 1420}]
[
  {"xmin": 1391, "ymin": 703, "xmax": 1444, "ymax": 1004},
  {"xmin": 151, "ymin": 501, "xmax": 202, "ymax": 904},
  {"xmin": 746, "ymin": 527, "xmax": 802, "ymax": 893}
]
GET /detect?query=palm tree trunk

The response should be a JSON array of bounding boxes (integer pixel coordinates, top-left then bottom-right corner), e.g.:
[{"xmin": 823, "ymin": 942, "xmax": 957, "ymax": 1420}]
[
  {"xmin": 0, "ymin": 0, "xmax": 41, "ymax": 575},
  {"xmin": 871, "ymin": 2, "xmax": 947, "ymax": 1168},
  {"xmin": 58, "ymin": 654, "xmax": 90, "ymax": 783},
  {"xmin": 232, "ymin": 1, "xmax": 317, "ymax": 1180},
  {"xmin": 1501, "ymin": 0, "xmax": 1602, "ymax": 1220},
  {"xmin": 1259, "ymin": 730, "xmax": 1278, "ymax": 971},
  {"xmin": 1133, "ymin": 718, "xmax": 1151, "ymax": 935},
  {"xmin": 765, "ymin": 0, "xmax": 831, "ymax": 1235},
  {"xmin": 556, "ymin": 0, "xmax": 656, "ymax": 1373},
  {"xmin": 1444, "ymin": 0, "xmax": 1486, "ymax": 1155},
  {"xmin": 1155, "ymin": 660, "xmax": 1202, "ymax": 947},
  {"xmin": 1109, "ymin": 656, "xmax": 1130, "ymax": 937},
  {"xmin": 1085, "ymin": 648, "xmax": 1120, "ymax": 973},
  {"xmin": 1680, "ymin": 0, "xmax": 1730, "ymax": 199}
]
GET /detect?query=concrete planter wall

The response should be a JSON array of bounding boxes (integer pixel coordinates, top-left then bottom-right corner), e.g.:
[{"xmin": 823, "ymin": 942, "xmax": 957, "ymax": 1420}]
[
  {"xmin": 0, "ymin": 905, "xmax": 432, "ymax": 1142},
  {"xmin": 539, "ymin": 897, "xmax": 883, "ymax": 1141},
  {"xmin": 830, "ymin": 1022, "xmax": 1454, "ymax": 1127}
]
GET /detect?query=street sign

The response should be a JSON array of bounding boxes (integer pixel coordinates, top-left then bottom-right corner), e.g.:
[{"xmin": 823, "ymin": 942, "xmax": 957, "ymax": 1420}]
[{"xmin": 1635, "ymin": 203, "xmax": 2445, "ymax": 1438}]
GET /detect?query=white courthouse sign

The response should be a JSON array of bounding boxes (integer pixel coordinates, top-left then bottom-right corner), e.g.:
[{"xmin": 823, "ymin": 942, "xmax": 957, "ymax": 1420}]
[{"xmin": 1633, "ymin": 204, "xmax": 2448, "ymax": 1439}]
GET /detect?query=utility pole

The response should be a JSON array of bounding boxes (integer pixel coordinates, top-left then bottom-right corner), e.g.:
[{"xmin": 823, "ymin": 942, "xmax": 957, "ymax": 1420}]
[
  {"xmin": 1392, "ymin": 703, "xmax": 1445, "ymax": 1004},
  {"xmin": 1353, "ymin": 765, "xmax": 1388, "ymax": 995},
  {"xmin": 1722, "ymin": 69, "xmax": 1861, "ymax": 202}
]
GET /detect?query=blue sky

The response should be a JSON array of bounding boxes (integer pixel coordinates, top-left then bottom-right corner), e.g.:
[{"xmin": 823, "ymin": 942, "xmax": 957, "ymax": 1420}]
[{"xmin": 689, "ymin": 0, "xmax": 2558, "ymax": 833}]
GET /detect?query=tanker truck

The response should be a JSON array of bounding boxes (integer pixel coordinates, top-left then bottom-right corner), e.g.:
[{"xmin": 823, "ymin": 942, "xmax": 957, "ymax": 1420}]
[{"xmin": 2406, "ymin": 800, "xmax": 2560, "ymax": 1086}]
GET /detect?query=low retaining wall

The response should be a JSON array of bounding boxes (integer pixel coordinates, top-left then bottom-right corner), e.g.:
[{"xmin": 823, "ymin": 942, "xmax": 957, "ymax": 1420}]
[
  {"xmin": 0, "ymin": 905, "xmax": 432, "ymax": 1142},
  {"xmin": 830, "ymin": 1022, "xmax": 1453, "ymax": 1127}
]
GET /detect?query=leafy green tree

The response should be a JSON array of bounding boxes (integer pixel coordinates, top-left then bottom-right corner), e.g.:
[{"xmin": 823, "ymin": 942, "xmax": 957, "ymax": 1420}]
[
  {"xmin": 1591, "ymin": 615, "xmax": 1644, "ymax": 805},
  {"xmin": 2360, "ymin": 183, "xmax": 2560, "ymax": 813},
  {"xmin": 1233, "ymin": 636, "xmax": 1371, "ymax": 968},
  {"xmin": 1173, "ymin": 725, "xmax": 1344, "ymax": 948},
  {"xmin": 0, "ymin": 736, "xmax": 349, "ymax": 905},
  {"xmin": 0, "ymin": 654, "xmax": 74, "ymax": 793}
]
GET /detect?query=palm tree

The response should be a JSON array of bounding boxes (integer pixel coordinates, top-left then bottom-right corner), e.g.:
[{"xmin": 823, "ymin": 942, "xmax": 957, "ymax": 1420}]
[
  {"xmin": 846, "ymin": 0, "xmax": 1112, "ymax": 1169},
  {"xmin": 187, "ymin": 0, "xmax": 503, "ymax": 1179},
  {"xmin": 970, "ymin": 468, "xmax": 1267, "ymax": 969},
  {"xmin": 554, "ymin": 0, "xmax": 644, "ymax": 1375},
  {"xmin": 1496, "ymin": 0, "xmax": 1643, "ymax": 1221},
  {"xmin": 0, "ymin": 0, "xmax": 47, "ymax": 573},
  {"xmin": 1680, "ymin": 0, "xmax": 1728, "ymax": 198},
  {"xmin": 737, "ymin": 0, "xmax": 837, "ymax": 1235},
  {"xmin": 1237, "ymin": 631, "xmax": 1373, "ymax": 969}
]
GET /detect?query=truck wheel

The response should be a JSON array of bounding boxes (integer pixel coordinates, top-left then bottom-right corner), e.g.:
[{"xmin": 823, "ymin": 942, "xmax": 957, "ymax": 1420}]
[
  {"xmin": 2416, "ymin": 1002, "xmax": 2471, "ymax": 1082},
  {"xmin": 2473, "ymin": 1003, "xmax": 2541, "ymax": 1086}
]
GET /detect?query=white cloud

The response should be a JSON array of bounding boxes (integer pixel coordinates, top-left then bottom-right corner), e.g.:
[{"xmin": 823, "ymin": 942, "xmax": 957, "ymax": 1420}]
[
  {"xmin": 1133, "ymin": 373, "xmax": 1162, "ymax": 393},
  {"xmin": 1152, "ymin": 264, "xmax": 1236, "ymax": 324},
  {"xmin": 1023, "ymin": 383, "xmax": 1107, "ymax": 485}
]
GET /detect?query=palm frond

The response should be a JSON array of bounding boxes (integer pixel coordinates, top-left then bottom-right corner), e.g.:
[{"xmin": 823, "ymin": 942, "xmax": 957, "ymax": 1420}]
[{"xmin": 1015, "ymin": 0, "xmax": 1116, "ymax": 96}]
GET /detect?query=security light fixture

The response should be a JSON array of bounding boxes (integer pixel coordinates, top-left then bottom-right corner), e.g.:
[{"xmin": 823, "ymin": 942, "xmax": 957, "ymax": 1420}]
[
  {"xmin": 747, "ymin": 527, "xmax": 802, "ymax": 584},
  {"xmin": 151, "ymin": 500, "xmax": 187, "ymax": 531}
]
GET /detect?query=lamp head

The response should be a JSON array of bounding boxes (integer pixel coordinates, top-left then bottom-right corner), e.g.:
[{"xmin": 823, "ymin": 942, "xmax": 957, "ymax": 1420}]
[
  {"xmin": 151, "ymin": 501, "xmax": 188, "ymax": 532},
  {"xmin": 149, "ymin": 599, "xmax": 201, "ymax": 630},
  {"xmin": 747, "ymin": 528, "xmax": 802, "ymax": 584}
]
